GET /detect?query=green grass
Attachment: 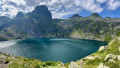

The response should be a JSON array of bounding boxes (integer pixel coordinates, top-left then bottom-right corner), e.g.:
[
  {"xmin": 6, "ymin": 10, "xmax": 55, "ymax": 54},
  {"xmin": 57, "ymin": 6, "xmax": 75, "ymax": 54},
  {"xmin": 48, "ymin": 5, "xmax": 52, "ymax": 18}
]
[{"xmin": 77, "ymin": 38, "xmax": 120, "ymax": 68}]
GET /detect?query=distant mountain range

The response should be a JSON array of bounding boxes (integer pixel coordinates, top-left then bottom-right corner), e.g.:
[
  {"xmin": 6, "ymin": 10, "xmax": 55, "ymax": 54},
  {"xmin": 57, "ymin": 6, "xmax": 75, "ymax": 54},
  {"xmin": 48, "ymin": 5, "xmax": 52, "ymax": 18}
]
[{"xmin": 0, "ymin": 5, "xmax": 120, "ymax": 41}]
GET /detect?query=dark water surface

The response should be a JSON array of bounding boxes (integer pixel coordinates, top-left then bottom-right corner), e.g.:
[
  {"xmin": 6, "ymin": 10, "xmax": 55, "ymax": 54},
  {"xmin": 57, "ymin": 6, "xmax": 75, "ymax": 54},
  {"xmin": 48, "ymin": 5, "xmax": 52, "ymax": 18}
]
[{"xmin": 0, "ymin": 38, "xmax": 107, "ymax": 63}]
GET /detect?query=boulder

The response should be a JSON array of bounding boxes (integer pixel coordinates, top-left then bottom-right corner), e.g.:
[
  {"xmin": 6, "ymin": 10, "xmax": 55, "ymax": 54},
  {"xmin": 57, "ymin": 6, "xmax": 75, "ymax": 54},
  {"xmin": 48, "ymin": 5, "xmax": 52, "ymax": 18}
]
[
  {"xmin": 69, "ymin": 61, "xmax": 81, "ymax": 68},
  {"xmin": 97, "ymin": 63, "xmax": 109, "ymax": 68},
  {"xmin": 0, "ymin": 55, "xmax": 7, "ymax": 60},
  {"xmin": 108, "ymin": 59, "xmax": 115, "ymax": 63},
  {"xmin": 118, "ymin": 38, "xmax": 120, "ymax": 40},
  {"xmin": 117, "ymin": 55, "xmax": 120, "ymax": 61},
  {"xmin": 105, "ymin": 54, "xmax": 117, "ymax": 61},
  {"xmin": 99, "ymin": 46, "xmax": 108, "ymax": 51},
  {"xmin": 0, "ymin": 60, "xmax": 7, "ymax": 64},
  {"xmin": 85, "ymin": 56, "xmax": 99, "ymax": 60},
  {"xmin": 118, "ymin": 47, "xmax": 120, "ymax": 51},
  {"xmin": 8, "ymin": 56, "xmax": 18, "ymax": 60}
]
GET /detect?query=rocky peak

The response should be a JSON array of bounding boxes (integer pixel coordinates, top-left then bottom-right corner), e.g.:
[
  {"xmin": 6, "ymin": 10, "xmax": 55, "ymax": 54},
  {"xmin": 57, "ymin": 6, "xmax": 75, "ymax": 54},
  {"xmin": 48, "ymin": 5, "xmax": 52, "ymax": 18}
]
[
  {"xmin": 15, "ymin": 12, "xmax": 25, "ymax": 19},
  {"xmin": 32, "ymin": 5, "xmax": 48, "ymax": 14},
  {"xmin": 71, "ymin": 14, "xmax": 82, "ymax": 18},
  {"xmin": 31, "ymin": 5, "xmax": 52, "ymax": 20},
  {"xmin": 90, "ymin": 13, "xmax": 101, "ymax": 18}
]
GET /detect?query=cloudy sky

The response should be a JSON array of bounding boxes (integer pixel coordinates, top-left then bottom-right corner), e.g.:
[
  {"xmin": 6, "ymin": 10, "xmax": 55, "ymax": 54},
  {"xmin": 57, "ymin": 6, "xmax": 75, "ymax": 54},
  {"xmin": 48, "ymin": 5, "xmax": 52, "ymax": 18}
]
[{"xmin": 0, "ymin": 0, "xmax": 120, "ymax": 19}]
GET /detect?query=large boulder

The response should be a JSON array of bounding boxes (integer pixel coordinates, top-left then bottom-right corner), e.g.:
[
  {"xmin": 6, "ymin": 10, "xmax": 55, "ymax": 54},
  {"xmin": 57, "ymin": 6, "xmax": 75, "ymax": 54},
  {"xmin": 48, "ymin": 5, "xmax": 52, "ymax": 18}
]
[
  {"xmin": 97, "ymin": 63, "xmax": 109, "ymax": 68},
  {"xmin": 99, "ymin": 46, "xmax": 108, "ymax": 51},
  {"xmin": 0, "ymin": 55, "xmax": 7, "ymax": 60},
  {"xmin": 108, "ymin": 59, "xmax": 115, "ymax": 63},
  {"xmin": 118, "ymin": 47, "xmax": 120, "ymax": 51},
  {"xmin": 117, "ymin": 55, "xmax": 120, "ymax": 61},
  {"xmin": 105, "ymin": 54, "xmax": 119, "ymax": 61},
  {"xmin": 69, "ymin": 61, "xmax": 81, "ymax": 68},
  {"xmin": 105, "ymin": 54, "xmax": 117, "ymax": 61},
  {"xmin": 8, "ymin": 56, "xmax": 18, "ymax": 60}
]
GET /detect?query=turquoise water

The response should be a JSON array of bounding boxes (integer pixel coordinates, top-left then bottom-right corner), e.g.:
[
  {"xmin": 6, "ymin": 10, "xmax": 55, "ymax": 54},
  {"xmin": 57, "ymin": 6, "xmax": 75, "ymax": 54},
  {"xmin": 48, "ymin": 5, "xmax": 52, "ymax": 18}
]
[{"xmin": 0, "ymin": 38, "xmax": 107, "ymax": 63}]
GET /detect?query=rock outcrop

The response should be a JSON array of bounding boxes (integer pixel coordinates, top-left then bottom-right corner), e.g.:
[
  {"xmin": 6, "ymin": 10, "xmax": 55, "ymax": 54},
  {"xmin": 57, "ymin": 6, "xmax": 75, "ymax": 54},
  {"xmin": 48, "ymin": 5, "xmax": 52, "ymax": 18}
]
[
  {"xmin": 108, "ymin": 59, "xmax": 115, "ymax": 63},
  {"xmin": 85, "ymin": 56, "xmax": 99, "ymax": 60},
  {"xmin": 97, "ymin": 63, "xmax": 109, "ymax": 68},
  {"xmin": 117, "ymin": 55, "xmax": 120, "ymax": 61},
  {"xmin": 105, "ymin": 54, "xmax": 120, "ymax": 61},
  {"xmin": 0, "ymin": 55, "xmax": 7, "ymax": 60},
  {"xmin": 99, "ymin": 46, "xmax": 108, "ymax": 51},
  {"xmin": 118, "ymin": 47, "xmax": 120, "ymax": 51},
  {"xmin": 0, "ymin": 59, "xmax": 9, "ymax": 68},
  {"xmin": 69, "ymin": 61, "xmax": 81, "ymax": 68}
]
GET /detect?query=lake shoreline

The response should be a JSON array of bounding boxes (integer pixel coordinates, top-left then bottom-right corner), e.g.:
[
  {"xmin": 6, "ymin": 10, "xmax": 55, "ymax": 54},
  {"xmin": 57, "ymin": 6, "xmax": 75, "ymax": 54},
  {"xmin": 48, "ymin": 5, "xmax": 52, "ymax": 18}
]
[{"xmin": 0, "ymin": 38, "xmax": 107, "ymax": 63}]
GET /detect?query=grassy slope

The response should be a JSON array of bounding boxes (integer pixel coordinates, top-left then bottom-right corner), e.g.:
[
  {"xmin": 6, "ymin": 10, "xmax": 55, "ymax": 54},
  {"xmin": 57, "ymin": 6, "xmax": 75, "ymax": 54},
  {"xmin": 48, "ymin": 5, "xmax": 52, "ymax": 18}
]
[
  {"xmin": 76, "ymin": 38, "xmax": 120, "ymax": 68},
  {"xmin": 0, "ymin": 53, "xmax": 63, "ymax": 68}
]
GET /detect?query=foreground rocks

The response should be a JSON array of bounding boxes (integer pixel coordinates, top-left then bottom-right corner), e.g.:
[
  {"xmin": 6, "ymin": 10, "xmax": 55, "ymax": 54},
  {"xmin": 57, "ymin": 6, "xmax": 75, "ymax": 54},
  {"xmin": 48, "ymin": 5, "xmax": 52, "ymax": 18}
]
[
  {"xmin": 0, "ymin": 59, "xmax": 9, "ymax": 68},
  {"xmin": 97, "ymin": 63, "xmax": 109, "ymax": 68},
  {"xmin": 119, "ymin": 47, "xmax": 120, "ymax": 51},
  {"xmin": 105, "ymin": 54, "xmax": 120, "ymax": 61},
  {"xmin": 0, "ymin": 55, "xmax": 7, "ymax": 60},
  {"xmin": 99, "ymin": 46, "xmax": 108, "ymax": 51},
  {"xmin": 69, "ymin": 61, "xmax": 81, "ymax": 68}
]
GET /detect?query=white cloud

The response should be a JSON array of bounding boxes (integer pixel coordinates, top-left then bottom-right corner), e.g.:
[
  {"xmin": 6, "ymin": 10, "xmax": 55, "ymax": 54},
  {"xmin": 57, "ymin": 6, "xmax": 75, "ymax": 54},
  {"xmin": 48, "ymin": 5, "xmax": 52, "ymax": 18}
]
[
  {"xmin": 107, "ymin": 0, "xmax": 120, "ymax": 10},
  {"xmin": 96, "ymin": 0, "xmax": 108, "ymax": 3},
  {"xmin": 0, "ymin": 0, "xmax": 120, "ymax": 19},
  {"xmin": 79, "ymin": 0, "xmax": 103, "ymax": 13}
]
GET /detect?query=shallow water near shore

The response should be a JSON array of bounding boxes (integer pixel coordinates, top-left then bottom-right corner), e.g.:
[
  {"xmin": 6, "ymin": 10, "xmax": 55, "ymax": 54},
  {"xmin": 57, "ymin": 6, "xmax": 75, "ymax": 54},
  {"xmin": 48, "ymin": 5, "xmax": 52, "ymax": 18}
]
[{"xmin": 0, "ymin": 38, "xmax": 107, "ymax": 63}]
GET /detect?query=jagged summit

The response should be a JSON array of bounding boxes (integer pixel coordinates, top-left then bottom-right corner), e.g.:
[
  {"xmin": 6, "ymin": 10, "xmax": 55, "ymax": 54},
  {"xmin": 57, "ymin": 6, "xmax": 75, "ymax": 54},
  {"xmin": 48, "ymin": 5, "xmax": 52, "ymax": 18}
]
[
  {"xmin": 90, "ymin": 13, "xmax": 101, "ymax": 18},
  {"xmin": 32, "ymin": 5, "xmax": 48, "ymax": 14},
  {"xmin": 70, "ymin": 14, "xmax": 82, "ymax": 18},
  {"xmin": 15, "ymin": 12, "xmax": 25, "ymax": 19},
  {"xmin": 31, "ymin": 5, "xmax": 52, "ymax": 20}
]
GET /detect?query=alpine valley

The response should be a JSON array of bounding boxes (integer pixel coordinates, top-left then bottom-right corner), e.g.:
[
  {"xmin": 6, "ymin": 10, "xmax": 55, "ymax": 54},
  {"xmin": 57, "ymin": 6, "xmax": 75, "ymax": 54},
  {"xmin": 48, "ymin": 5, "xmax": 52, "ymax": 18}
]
[{"xmin": 0, "ymin": 5, "xmax": 120, "ymax": 68}]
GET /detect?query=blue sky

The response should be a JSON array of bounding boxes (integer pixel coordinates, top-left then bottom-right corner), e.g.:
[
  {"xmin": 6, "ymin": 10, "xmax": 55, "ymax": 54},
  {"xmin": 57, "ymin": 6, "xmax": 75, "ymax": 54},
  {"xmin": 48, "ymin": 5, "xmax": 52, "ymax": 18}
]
[
  {"xmin": 64, "ymin": 8, "xmax": 120, "ymax": 18},
  {"xmin": 0, "ymin": 0, "xmax": 120, "ymax": 19}
]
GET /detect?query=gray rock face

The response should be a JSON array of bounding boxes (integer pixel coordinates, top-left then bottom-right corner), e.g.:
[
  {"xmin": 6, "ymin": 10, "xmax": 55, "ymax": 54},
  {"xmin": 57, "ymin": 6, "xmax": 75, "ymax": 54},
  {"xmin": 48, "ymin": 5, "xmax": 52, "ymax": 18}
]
[
  {"xmin": 97, "ymin": 63, "xmax": 109, "ymax": 68},
  {"xmin": 99, "ymin": 46, "xmax": 108, "ymax": 51},
  {"xmin": 69, "ymin": 61, "xmax": 81, "ymax": 68},
  {"xmin": 31, "ymin": 5, "xmax": 52, "ymax": 20},
  {"xmin": 15, "ymin": 12, "xmax": 25, "ymax": 19}
]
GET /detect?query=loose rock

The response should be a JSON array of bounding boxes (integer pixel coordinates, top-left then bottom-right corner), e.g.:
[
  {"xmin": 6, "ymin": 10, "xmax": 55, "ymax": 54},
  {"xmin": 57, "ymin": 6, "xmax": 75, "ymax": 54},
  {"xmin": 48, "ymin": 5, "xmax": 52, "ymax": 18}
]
[
  {"xmin": 117, "ymin": 55, "xmax": 120, "ymax": 61},
  {"xmin": 69, "ymin": 61, "xmax": 81, "ymax": 68},
  {"xmin": 99, "ymin": 46, "xmax": 108, "ymax": 51},
  {"xmin": 97, "ymin": 63, "xmax": 109, "ymax": 68},
  {"xmin": 105, "ymin": 54, "xmax": 117, "ymax": 61},
  {"xmin": 118, "ymin": 47, "xmax": 120, "ymax": 51},
  {"xmin": 108, "ymin": 59, "xmax": 115, "ymax": 63},
  {"xmin": 0, "ymin": 55, "xmax": 7, "ymax": 60}
]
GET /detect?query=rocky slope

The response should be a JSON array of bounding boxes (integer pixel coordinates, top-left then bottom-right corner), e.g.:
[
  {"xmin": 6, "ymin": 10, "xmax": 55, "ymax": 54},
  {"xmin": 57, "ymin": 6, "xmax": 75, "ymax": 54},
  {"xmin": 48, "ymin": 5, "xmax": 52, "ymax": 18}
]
[
  {"xmin": 55, "ymin": 13, "xmax": 120, "ymax": 41},
  {"xmin": 0, "ymin": 5, "xmax": 64, "ymax": 40}
]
